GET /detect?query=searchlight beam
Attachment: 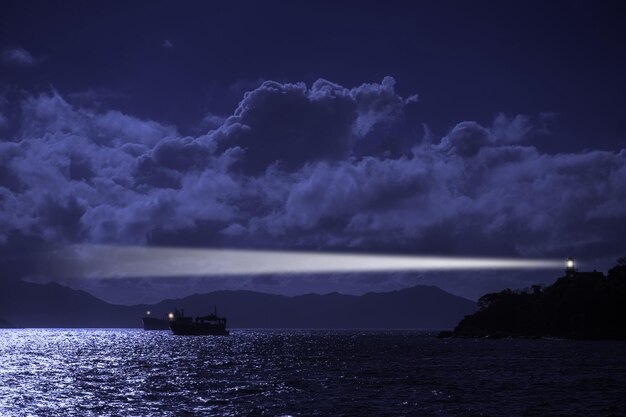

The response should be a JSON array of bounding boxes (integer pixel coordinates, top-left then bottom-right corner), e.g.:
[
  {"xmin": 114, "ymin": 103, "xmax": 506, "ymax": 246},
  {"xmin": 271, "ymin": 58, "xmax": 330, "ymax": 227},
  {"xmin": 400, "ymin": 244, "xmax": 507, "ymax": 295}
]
[{"xmin": 51, "ymin": 245, "xmax": 565, "ymax": 279}]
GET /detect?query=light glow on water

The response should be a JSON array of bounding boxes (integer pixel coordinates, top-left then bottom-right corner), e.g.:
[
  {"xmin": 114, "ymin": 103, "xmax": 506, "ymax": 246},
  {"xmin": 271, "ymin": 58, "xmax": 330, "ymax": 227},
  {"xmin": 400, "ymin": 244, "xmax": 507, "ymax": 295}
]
[{"xmin": 0, "ymin": 329, "xmax": 625, "ymax": 416}]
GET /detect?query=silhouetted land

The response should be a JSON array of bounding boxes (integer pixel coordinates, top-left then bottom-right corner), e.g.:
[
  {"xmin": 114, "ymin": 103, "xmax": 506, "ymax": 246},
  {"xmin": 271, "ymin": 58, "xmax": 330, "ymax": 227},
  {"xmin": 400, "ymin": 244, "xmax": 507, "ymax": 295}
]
[
  {"xmin": 0, "ymin": 317, "xmax": 15, "ymax": 328},
  {"xmin": 0, "ymin": 279, "xmax": 475, "ymax": 329},
  {"xmin": 442, "ymin": 260, "xmax": 626, "ymax": 340},
  {"xmin": 0, "ymin": 280, "xmax": 139, "ymax": 327}
]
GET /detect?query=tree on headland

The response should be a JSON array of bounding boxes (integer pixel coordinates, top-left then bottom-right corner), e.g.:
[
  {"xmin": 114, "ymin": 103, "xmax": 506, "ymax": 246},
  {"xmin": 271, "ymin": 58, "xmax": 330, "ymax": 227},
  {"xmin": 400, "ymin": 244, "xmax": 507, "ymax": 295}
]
[{"xmin": 608, "ymin": 256, "xmax": 626, "ymax": 280}]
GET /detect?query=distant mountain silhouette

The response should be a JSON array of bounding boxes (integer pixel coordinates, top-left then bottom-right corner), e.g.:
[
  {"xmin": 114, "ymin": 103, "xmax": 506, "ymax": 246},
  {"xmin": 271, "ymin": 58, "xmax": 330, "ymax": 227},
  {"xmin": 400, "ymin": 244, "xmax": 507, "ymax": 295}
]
[
  {"xmin": 147, "ymin": 285, "xmax": 476, "ymax": 329},
  {"xmin": 0, "ymin": 279, "xmax": 140, "ymax": 327},
  {"xmin": 0, "ymin": 317, "xmax": 15, "ymax": 328},
  {"xmin": 0, "ymin": 279, "xmax": 475, "ymax": 329},
  {"xmin": 442, "ymin": 260, "xmax": 626, "ymax": 340}
]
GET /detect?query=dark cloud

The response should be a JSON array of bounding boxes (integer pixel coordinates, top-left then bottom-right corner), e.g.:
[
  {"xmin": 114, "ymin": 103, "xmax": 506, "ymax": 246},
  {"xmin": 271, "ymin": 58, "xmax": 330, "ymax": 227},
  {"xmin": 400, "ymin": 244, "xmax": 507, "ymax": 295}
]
[
  {"xmin": 1, "ymin": 77, "xmax": 625, "ymax": 300},
  {"xmin": 38, "ymin": 195, "xmax": 86, "ymax": 240},
  {"xmin": 218, "ymin": 77, "xmax": 409, "ymax": 173},
  {"xmin": 221, "ymin": 80, "xmax": 356, "ymax": 173},
  {"xmin": 1, "ymin": 47, "xmax": 39, "ymax": 68},
  {"xmin": 491, "ymin": 113, "xmax": 534, "ymax": 144},
  {"xmin": 438, "ymin": 121, "xmax": 491, "ymax": 157}
]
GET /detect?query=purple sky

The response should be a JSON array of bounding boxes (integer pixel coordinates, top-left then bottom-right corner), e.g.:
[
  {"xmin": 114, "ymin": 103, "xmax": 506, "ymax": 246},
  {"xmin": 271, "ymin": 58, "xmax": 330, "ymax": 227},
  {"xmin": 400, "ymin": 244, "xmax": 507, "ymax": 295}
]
[{"xmin": 1, "ymin": 1, "xmax": 625, "ymax": 304}]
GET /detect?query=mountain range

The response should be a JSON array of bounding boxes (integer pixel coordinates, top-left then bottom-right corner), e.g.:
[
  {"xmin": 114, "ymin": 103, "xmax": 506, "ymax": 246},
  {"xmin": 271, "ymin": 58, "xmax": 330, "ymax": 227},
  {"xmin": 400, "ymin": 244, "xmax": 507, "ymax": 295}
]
[{"xmin": 0, "ymin": 279, "xmax": 476, "ymax": 329}]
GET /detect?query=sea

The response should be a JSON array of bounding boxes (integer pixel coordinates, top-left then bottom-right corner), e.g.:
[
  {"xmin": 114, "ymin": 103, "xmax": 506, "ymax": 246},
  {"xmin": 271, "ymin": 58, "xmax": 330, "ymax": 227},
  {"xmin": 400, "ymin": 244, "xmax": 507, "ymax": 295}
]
[{"xmin": 0, "ymin": 329, "xmax": 625, "ymax": 417}]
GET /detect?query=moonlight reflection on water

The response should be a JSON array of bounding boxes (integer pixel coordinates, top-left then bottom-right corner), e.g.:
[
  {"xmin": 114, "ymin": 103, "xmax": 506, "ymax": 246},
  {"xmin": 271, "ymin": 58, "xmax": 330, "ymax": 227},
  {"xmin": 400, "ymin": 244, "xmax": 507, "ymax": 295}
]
[{"xmin": 1, "ymin": 329, "xmax": 625, "ymax": 416}]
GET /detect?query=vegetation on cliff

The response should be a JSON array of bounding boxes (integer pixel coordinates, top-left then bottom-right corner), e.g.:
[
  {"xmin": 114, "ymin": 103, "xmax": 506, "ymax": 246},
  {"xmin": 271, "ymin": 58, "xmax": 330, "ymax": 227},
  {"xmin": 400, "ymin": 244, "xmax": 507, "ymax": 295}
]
[{"xmin": 444, "ymin": 258, "xmax": 626, "ymax": 339}]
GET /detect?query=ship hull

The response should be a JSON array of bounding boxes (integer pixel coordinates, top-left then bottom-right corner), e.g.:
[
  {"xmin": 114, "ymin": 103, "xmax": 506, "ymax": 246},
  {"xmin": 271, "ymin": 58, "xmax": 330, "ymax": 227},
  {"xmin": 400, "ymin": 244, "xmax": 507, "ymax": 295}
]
[
  {"xmin": 170, "ymin": 322, "xmax": 229, "ymax": 336},
  {"xmin": 142, "ymin": 317, "xmax": 170, "ymax": 330}
]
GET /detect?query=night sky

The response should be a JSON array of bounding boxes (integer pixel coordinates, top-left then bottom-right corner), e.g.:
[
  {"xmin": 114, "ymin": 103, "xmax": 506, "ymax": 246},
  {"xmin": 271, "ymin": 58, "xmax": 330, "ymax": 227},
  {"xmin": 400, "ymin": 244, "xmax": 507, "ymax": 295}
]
[{"xmin": 1, "ymin": 0, "xmax": 625, "ymax": 304}]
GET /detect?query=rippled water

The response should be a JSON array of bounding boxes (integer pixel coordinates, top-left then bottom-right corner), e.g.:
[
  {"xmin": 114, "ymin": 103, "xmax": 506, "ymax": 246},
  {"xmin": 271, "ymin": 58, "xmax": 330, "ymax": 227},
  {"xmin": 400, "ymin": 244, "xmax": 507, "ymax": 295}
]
[{"xmin": 1, "ymin": 330, "xmax": 625, "ymax": 416}]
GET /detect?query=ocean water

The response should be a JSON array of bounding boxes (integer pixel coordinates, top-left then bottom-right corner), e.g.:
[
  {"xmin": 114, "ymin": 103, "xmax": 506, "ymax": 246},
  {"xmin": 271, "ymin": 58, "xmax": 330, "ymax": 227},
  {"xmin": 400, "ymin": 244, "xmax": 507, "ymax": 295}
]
[{"xmin": 0, "ymin": 330, "xmax": 625, "ymax": 417}]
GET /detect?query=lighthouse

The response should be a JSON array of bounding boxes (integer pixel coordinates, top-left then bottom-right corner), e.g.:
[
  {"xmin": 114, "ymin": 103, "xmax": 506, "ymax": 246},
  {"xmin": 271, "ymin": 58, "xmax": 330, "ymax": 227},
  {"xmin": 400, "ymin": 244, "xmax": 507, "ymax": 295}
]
[{"xmin": 565, "ymin": 257, "xmax": 576, "ymax": 278}]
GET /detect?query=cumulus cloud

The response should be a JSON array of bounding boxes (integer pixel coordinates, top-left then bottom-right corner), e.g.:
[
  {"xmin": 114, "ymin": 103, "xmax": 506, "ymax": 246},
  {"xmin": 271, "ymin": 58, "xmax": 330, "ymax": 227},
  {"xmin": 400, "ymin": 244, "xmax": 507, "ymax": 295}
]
[
  {"xmin": 200, "ymin": 113, "xmax": 227, "ymax": 130},
  {"xmin": 491, "ymin": 113, "xmax": 533, "ymax": 144},
  {"xmin": 2, "ymin": 47, "xmax": 39, "ymax": 67},
  {"xmin": 438, "ymin": 121, "xmax": 491, "ymax": 157},
  {"xmin": 350, "ymin": 76, "xmax": 408, "ymax": 136},
  {"xmin": 1, "ymin": 77, "xmax": 625, "ymax": 299},
  {"xmin": 214, "ymin": 77, "xmax": 411, "ymax": 173}
]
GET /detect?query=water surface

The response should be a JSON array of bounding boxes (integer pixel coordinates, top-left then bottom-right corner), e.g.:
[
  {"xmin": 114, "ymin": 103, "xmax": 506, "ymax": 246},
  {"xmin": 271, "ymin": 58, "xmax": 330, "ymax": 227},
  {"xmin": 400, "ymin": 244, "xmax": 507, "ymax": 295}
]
[{"xmin": 1, "ymin": 329, "xmax": 625, "ymax": 416}]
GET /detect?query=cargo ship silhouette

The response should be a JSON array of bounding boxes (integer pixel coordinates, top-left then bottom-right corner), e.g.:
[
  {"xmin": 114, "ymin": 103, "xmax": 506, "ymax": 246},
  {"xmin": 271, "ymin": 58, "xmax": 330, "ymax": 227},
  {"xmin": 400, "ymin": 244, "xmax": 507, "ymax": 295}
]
[
  {"xmin": 141, "ymin": 310, "xmax": 172, "ymax": 330},
  {"xmin": 169, "ymin": 308, "xmax": 230, "ymax": 336}
]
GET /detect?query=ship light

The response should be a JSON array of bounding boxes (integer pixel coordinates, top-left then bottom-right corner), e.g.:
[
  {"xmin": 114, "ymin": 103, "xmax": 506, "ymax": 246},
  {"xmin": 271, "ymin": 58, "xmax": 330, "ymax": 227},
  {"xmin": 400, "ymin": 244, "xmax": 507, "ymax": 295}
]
[{"xmin": 168, "ymin": 312, "xmax": 174, "ymax": 320}]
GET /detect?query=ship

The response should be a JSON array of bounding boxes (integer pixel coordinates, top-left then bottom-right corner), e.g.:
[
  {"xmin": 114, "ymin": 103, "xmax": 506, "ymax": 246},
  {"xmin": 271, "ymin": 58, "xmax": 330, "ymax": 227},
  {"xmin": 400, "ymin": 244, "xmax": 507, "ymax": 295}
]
[
  {"xmin": 141, "ymin": 310, "xmax": 173, "ymax": 330},
  {"xmin": 169, "ymin": 307, "xmax": 230, "ymax": 336}
]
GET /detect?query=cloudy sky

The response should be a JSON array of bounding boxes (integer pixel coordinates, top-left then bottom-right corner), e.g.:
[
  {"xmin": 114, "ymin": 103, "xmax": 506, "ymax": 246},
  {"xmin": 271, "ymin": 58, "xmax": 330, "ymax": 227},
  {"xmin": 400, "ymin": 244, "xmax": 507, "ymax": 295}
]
[{"xmin": 1, "ymin": 1, "xmax": 625, "ymax": 304}]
